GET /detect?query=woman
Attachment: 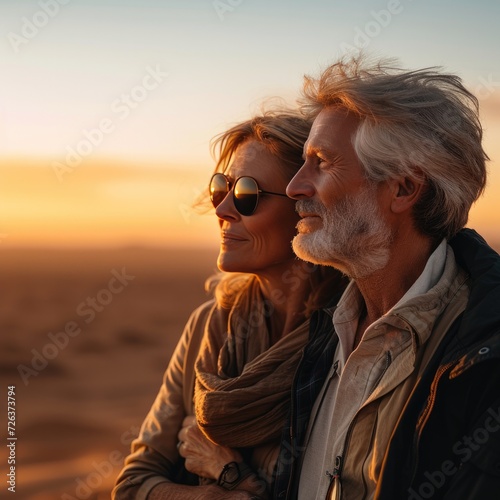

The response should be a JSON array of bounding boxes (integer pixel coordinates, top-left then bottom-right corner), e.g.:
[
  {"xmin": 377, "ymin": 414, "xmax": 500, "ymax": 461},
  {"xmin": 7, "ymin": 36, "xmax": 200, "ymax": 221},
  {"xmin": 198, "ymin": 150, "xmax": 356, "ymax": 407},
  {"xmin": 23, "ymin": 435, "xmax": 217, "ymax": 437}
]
[{"xmin": 113, "ymin": 109, "xmax": 347, "ymax": 499}]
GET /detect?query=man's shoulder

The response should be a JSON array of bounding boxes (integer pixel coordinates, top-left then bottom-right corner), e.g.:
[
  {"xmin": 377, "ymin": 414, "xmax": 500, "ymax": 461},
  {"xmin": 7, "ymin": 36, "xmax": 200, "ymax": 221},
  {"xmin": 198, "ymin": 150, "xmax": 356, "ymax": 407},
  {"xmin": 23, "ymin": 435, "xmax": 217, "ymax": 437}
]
[
  {"xmin": 449, "ymin": 228, "xmax": 500, "ymax": 279},
  {"xmin": 448, "ymin": 229, "xmax": 500, "ymax": 351}
]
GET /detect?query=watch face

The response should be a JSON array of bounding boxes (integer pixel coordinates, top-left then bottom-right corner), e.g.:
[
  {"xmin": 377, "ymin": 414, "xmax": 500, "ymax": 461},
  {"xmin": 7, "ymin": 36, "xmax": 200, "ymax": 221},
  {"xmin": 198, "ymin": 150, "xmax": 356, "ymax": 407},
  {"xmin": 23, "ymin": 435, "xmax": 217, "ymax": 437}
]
[{"xmin": 222, "ymin": 462, "xmax": 240, "ymax": 485}]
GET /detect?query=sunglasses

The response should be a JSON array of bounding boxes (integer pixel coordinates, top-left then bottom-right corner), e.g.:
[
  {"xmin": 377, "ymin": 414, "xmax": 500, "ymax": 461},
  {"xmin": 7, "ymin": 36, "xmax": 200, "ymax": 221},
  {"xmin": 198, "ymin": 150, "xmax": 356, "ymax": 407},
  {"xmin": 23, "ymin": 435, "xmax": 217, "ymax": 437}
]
[{"xmin": 209, "ymin": 173, "xmax": 288, "ymax": 216}]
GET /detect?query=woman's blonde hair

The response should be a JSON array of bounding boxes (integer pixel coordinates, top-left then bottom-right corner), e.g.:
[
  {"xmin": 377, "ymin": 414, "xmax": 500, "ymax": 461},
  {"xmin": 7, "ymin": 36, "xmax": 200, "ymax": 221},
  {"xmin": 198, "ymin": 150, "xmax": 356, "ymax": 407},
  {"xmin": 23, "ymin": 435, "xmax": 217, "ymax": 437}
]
[
  {"xmin": 206, "ymin": 268, "xmax": 347, "ymax": 317},
  {"xmin": 213, "ymin": 107, "xmax": 311, "ymax": 176},
  {"xmin": 300, "ymin": 55, "xmax": 489, "ymax": 240}
]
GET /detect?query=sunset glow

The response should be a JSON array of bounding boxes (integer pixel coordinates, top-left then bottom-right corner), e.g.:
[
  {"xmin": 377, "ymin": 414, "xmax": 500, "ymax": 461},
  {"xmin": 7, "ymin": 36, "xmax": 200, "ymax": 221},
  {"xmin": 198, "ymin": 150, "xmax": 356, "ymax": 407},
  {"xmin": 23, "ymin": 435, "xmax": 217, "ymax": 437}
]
[
  {"xmin": 2, "ymin": 2, "xmax": 500, "ymax": 498},
  {"xmin": 2, "ymin": 0, "xmax": 499, "ymax": 250}
]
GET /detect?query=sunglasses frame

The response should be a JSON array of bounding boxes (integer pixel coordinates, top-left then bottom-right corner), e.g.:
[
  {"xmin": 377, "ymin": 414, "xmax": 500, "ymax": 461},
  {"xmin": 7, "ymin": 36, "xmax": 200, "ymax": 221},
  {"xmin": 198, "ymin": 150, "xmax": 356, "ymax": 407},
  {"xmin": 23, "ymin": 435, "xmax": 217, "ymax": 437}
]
[{"xmin": 209, "ymin": 173, "xmax": 288, "ymax": 216}]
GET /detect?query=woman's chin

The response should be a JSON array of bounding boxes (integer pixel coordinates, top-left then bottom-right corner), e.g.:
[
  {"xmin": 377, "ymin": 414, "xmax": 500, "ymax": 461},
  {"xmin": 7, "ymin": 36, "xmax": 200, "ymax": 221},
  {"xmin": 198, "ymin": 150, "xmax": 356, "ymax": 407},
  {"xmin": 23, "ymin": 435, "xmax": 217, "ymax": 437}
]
[{"xmin": 217, "ymin": 254, "xmax": 238, "ymax": 273}]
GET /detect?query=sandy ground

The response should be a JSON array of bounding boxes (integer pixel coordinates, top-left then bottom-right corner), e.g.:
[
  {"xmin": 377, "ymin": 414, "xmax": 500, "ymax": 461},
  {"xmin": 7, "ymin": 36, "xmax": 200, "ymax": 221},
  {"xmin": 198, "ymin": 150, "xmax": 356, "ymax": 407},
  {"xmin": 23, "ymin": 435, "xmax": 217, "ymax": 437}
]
[
  {"xmin": 2, "ymin": 237, "xmax": 499, "ymax": 499},
  {"xmin": 0, "ymin": 247, "xmax": 218, "ymax": 500}
]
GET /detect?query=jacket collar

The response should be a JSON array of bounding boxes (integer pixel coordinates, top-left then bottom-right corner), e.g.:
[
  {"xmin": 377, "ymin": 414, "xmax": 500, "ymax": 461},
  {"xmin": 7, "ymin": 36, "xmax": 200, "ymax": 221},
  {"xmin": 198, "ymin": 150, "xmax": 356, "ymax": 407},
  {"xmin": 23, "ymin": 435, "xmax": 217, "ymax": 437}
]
[
  {"xmin": 444, "ymin": 228, "xmax": 500, "ymax": 373},
  {"xmin": 449, "ymin": 229, "xmax": 500, "ymax": 352}
]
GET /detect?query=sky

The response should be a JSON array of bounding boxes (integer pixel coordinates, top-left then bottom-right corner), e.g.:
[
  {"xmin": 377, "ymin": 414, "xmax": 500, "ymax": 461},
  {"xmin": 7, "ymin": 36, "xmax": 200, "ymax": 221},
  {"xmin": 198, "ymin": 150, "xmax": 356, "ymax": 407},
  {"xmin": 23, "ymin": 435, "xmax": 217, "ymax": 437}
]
[{"xmin": 0, "ymin": 0, "xmax": 499, "ymax": 248}]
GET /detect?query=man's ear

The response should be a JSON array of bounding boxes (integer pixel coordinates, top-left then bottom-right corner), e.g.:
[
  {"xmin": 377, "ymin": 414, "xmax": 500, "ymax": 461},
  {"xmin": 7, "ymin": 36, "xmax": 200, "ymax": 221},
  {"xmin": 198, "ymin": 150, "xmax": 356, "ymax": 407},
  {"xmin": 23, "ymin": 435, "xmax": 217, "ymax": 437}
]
[{"xmin": 389, "ymin": 176, "xmax": 425, "ymax": 214}]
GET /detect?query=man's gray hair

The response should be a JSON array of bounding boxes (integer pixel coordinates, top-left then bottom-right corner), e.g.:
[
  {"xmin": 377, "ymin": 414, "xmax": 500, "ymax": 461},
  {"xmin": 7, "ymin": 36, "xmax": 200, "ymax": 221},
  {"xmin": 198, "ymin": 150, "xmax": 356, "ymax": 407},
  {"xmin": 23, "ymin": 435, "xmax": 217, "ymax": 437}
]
[{"xmin": 300, "ymin": 55, "xmax": 489, "ymax": 240}]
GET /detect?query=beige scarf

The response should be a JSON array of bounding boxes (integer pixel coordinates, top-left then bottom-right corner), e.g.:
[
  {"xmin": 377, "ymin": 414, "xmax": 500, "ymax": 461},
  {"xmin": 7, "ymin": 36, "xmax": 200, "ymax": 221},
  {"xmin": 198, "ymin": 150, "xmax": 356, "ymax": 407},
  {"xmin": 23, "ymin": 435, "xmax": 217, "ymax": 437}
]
[{"xmin": 194, "ymin": 277, "xmax": 310, "ymax": 448}]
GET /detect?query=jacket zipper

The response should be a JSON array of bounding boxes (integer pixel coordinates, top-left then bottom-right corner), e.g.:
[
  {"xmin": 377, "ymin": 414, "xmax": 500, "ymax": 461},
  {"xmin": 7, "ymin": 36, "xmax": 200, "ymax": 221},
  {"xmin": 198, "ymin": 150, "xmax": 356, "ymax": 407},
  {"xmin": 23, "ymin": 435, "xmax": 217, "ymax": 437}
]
[
  {"xmin": 326, "ymin": 455, "xmax": 343, "ymax": 499},
  {"xmin": 328, "ymin": 351, "xmax": 392, "ymax": 498},
  {"xmin": 409, "ymin": 361, "xmax": 454, "ymax": 483}
]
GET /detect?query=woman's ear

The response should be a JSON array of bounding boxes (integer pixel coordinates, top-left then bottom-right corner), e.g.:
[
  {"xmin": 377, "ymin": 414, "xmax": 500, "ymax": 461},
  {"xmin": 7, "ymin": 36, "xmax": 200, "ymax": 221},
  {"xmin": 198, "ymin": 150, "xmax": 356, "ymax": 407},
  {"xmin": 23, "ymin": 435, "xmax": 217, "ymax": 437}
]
[{"xmin": 389, "ymin": 176, "xmax": 425, "ymax": 214}]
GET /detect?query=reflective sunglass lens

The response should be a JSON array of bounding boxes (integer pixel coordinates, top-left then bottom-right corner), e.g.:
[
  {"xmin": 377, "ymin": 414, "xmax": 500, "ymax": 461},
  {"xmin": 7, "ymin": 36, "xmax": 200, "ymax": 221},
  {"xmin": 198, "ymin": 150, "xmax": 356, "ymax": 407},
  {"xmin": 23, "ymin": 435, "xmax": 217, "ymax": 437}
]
[
  {"xmin": 210, "ymin": 174, "xmax": 228, "ymax": 208},
  {"xmin": 234, "ymin": 177, "xmax": 258, "ymax": 215}
]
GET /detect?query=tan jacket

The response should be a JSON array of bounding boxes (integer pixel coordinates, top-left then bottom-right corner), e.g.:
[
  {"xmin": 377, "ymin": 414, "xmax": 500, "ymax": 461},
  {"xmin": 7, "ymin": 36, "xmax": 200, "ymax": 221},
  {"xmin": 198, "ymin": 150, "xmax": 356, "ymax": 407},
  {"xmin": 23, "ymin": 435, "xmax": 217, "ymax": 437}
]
[
  {"xmin": 113, "ymin": 300, "xmax": 213, "ymax": 499},
  {"xmin": 337, "ymin": 275, "xmax": 468, "ymax": 500},
  {"xmin": 113, "ymin": 300, "xmax": 280, "ymax": 499},
  {"xmin": 300, "ymin": 256, "xmax": 470, "ymax": 499}
]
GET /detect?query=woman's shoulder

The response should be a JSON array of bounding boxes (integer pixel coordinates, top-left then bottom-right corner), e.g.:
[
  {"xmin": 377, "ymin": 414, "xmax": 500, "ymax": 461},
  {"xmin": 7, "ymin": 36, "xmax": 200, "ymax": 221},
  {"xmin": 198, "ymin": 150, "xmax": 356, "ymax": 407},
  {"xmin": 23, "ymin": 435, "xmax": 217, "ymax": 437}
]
[
  {"xmin": 186, "ymin": 299, "xmax": 217, "ymax": 327},
  {"xmin": 177, "ymin": 299, "xmax": 218, "ymax": 357}
]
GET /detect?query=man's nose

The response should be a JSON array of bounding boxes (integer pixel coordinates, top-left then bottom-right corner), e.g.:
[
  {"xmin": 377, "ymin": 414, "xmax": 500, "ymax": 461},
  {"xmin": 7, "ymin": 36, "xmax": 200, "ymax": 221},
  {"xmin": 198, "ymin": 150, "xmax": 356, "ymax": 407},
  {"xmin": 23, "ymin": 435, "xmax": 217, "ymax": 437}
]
[{"xmin": 286, "ymin": 161, "xmax": 316, "ymax": 199}]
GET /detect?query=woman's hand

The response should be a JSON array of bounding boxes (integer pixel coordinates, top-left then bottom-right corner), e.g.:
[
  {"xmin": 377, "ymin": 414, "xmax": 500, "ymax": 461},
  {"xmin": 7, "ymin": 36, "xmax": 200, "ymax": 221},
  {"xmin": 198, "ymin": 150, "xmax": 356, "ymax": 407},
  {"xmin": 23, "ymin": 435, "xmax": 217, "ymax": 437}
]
[{"xmin": 177, "ymin": 416, "xmax": 243, "ymax": 480}]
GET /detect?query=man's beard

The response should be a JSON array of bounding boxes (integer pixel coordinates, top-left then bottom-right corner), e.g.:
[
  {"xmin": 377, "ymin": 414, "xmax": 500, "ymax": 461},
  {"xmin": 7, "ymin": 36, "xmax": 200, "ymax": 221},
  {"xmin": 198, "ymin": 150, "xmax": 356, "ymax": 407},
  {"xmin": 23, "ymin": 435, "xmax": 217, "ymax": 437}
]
[{"xmin": 292, "ymin": 185, "xmax": 392, "ymax": 279}]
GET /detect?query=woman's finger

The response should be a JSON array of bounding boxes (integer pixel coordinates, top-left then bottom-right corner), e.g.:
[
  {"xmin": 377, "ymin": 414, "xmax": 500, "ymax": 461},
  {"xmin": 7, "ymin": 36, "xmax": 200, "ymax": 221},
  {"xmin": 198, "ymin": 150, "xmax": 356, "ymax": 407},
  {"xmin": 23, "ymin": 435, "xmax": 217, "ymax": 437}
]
[{"xmin": 181, "ymin": 415, "xmax": 196, "ymax": 427}]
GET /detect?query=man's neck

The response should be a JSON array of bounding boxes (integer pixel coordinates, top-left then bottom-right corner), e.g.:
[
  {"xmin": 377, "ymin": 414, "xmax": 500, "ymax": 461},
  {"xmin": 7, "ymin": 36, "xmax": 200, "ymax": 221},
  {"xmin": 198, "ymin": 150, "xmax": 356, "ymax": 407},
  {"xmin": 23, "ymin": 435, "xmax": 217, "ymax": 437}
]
[{"xmin": 353, "ymin": 233, "xmax": 436, "ymax": 343}]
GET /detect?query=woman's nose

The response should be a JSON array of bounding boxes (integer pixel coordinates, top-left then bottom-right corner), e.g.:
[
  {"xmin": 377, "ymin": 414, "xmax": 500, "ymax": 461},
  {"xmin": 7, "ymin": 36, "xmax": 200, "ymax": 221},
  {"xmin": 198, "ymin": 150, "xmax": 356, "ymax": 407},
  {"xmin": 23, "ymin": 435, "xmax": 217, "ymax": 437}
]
[{"xmin": 215, "ymin": 190, "xmax": 239, "ymax": 221}]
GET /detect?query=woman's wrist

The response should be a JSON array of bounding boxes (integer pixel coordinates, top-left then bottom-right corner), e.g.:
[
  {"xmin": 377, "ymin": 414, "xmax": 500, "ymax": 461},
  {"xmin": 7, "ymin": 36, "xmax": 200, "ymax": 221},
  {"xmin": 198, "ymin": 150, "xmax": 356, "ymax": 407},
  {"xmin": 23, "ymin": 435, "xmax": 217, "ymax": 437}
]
[
  {"xmin": 208, "ymin": 447, "xmax": 243, "ymax": 479},
  {"xmin": 216, "ymin": 461, "xmax": 269, "ymax": 498}
]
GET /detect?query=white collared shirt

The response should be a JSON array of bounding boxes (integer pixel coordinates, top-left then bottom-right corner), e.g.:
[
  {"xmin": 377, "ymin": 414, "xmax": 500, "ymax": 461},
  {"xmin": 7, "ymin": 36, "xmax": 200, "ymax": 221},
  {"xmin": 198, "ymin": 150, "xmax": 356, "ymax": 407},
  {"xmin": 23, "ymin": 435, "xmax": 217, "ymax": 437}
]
[{"xmin": 298, "ymin": 240, "xmax": 452, "ymax": 499}]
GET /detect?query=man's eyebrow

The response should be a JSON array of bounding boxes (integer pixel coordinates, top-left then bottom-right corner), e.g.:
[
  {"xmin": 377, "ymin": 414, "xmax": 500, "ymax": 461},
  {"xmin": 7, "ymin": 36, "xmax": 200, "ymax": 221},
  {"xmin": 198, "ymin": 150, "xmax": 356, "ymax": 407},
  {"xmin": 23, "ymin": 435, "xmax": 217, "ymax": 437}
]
[{"xmin": 303, "ymin": 143, "xmax": 333, "ymax": 159}]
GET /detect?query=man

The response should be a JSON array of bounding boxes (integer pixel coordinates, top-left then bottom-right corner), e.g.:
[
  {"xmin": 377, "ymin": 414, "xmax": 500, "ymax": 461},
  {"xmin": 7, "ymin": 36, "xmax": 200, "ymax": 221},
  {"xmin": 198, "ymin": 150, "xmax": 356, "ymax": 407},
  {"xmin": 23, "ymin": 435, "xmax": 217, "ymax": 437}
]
[{"xmin": 279, "ymin": 57, "xmax": 500, "ymax": 499}]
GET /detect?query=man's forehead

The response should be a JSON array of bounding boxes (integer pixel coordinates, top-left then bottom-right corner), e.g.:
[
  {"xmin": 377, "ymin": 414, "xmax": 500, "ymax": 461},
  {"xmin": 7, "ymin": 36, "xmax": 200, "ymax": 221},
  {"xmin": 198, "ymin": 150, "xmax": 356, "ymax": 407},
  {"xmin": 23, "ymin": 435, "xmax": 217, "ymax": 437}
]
[
  {"xmin": 305, "ymin": 107, "xmax": 360, "ymax": 148},
  {"xmin": 315, "ymin": 106, "xmax": 357, "ymax": 127}
]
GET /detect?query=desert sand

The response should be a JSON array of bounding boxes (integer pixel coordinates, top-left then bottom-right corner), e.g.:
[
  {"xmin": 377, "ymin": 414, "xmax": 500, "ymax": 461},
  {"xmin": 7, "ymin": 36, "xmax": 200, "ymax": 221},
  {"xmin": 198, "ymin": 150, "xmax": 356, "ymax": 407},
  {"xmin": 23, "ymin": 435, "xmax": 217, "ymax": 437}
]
[
  {"xmin": 2, "ymin": 237, "xmax": 499, "ymax": 499},
  {"xmin": 0, "ymin": 246, "xmax": 218, "ymax": 499}
]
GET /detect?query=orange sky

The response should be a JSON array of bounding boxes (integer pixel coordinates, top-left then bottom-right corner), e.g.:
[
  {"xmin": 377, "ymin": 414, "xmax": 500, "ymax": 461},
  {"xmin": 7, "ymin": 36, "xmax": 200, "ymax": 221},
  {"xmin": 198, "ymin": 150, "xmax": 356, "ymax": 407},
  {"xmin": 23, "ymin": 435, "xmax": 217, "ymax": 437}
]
[
  {"xmin": 2, "ymin": 1, "xmax": 499, "ymax": 250},
  {"xmin": 1, "ymin": 95, "xmax": 499, "ymax": 250},
  {"xmin": 0, "ymin": 155, "xmax": 498, "ymax": 250},
  {"xmin": 0, "ymin": 159, "xmax": 219, "ymax": 248}
]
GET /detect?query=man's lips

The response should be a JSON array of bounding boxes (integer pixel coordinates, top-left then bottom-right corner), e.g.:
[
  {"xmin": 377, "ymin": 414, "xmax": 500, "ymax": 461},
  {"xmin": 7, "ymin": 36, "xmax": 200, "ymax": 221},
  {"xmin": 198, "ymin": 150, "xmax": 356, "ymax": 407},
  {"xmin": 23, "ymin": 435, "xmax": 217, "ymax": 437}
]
[
  {"xmin": 296, "ymin": 214, "xmax": 322, "ymax": 233},
  {"xmin": 297, "ymin": 212, "xmax": 320, "ymax": 219}
]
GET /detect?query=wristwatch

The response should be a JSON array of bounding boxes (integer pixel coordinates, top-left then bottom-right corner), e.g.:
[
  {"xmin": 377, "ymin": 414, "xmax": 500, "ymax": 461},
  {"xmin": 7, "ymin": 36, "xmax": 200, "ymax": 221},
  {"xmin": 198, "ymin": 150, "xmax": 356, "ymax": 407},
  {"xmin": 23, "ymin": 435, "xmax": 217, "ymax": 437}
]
[{"xmin": 217, "ymin": 461, "xmax": 252, "ymax": 490}]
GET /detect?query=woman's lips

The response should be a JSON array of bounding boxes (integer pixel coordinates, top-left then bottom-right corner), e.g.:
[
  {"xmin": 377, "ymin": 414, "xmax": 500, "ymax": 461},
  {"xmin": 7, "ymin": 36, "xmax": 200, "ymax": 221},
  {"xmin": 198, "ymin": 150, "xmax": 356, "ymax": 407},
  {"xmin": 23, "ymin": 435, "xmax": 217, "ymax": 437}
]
[{"xmin": 220, "ymin": 232, "xmax": 247, "ymax": 243}]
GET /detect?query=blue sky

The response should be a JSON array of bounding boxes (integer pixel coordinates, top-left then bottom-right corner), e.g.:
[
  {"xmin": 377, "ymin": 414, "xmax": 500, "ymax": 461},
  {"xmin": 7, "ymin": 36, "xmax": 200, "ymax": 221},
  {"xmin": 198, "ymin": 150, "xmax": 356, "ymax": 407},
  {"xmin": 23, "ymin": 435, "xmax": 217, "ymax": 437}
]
[{"xmin": 2, "ymin": 0, "xmax": 499, "ymax": 164}]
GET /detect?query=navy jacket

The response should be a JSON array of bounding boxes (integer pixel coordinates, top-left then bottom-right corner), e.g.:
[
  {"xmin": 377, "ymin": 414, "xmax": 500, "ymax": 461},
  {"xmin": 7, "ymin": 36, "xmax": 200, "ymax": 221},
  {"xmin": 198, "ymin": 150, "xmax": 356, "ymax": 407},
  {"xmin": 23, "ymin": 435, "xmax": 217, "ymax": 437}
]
[{"xmin": 276, "ymin": 229, "xmax": 500, "ymax": 499}]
